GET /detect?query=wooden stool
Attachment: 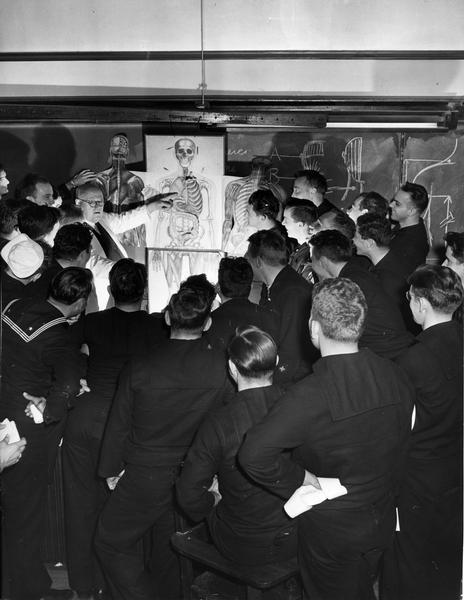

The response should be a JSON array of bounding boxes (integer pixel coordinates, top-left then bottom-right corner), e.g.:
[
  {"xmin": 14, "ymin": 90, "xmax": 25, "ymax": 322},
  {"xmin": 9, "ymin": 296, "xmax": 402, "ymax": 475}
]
[{"xmin": 171, "ymin": 525, "xmax": 299, "ymax": 600}]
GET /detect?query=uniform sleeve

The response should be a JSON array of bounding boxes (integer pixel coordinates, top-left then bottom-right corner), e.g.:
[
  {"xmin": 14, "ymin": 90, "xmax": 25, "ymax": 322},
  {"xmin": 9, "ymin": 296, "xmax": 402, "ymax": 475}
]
[
  {"xmin": 239, "ymin": 390, "xmax": 309, "ymax": 499},
  {"xmin": 41, "ymin": 329, "xmax": 82, "ymax": 424},
  {"xmin": 98, "ymin": 361, "xmax": 135, "ymax": 477},
  {"xmin": 176, "ymin": 416, "xmax": 223, "ymax": 522}
]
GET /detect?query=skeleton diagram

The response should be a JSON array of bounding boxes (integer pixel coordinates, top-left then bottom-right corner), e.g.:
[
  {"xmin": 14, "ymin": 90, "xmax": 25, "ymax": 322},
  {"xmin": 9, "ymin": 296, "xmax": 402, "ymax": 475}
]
[
  {"xmin": 154, "ymin": 138, "xmax": 214, "ymax": 290},
  {"xmin": 97, "ymin": 133, "xmax": 146, "ymax": 246},
  {"xmin": 223, "ymin": 156, "xmax": 286, "ymax": 255}
]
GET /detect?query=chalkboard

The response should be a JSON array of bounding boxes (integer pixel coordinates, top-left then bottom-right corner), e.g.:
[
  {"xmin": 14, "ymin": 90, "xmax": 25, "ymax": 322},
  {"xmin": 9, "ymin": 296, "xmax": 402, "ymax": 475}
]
[
  {"xmin": 226, "ymin": 129, "xmax": 464, "ymax": 258},
  {"xmin": 403, "ymin": 133, "xmax": 463, "ymax": 253},
  {"xmin": 2, "ymin": 123, "xmax": 463, "ymax": 259}
]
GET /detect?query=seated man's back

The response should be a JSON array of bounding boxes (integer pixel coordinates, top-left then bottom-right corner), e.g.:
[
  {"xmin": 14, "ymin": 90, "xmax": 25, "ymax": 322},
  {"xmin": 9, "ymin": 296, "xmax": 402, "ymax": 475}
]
[{"xmin": 177, "ymin": 326, "xmax": 296, "ymax": 565}]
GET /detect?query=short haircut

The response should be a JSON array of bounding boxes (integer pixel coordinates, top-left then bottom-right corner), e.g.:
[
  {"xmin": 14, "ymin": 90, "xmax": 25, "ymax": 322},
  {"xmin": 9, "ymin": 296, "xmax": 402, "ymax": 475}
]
[
  {"xmin": 76, "ymin": 181, "xmax": 105, "ymax": 198},
  {"xmin": 59, "ymin": 203, "xmax": 84, "ymax": 226},
  {"xmin": 109, "ymin": 258, "xmax": 147, "ymax": 304},
  {"xmin": 286, "ymin": 204, "xmax": 318, "ymax": 227},
  {"xmin": 0, "ymin": 198, "xmax": 33, "ymax": 236},
  {"xmin": 167, "ymin": 285, "xmax": 212, "ymax": 331},
  {"xmin": 401, "ymin": 182, "xmax": 429, "ymax": 214},
  {"xmin": 180, "ymin": 274, "xmax": 216, "ymax": 308},
  {"xmin": 247, "ymin": 230, "xmax": 288, "ymax": 267},
  {"xmin": 310, "ymin": 230, "xmax": 353, "ymax": 263},
  {"xmin": 53, "ymin": 223, "xmax": 92, "ymax": 261},
  {"xmin": 294, "ymin": 169, "xmax": 327, "ymax": 194},
  {"xmin": 218, "ymin": 257, "xmax": 253, "ymax": 298},
  {"xmin": 409, "ymin": 265, "xmax": 463, "ymax": 314},
  {"xmin": 15, "ymin": 174, "xmax": 50, "ymax": 200},
  {"xmin": 319, "ymin": 210, "xmax": 356, "ymax": 240},
  {"xmin": 444, "ymin": 231, "xmax": 464, "ymax": 264},
  {"xmin": 228, "ymin": 325, "xmax": 277, "ymax": 378},
  {"xmin": 357, "ymin": 214, "xmax": 393, "ymax": 247},
  {"xmin": 49, "ymin": 267, "xmax": 93, "ymax": 305},
  {"xmin": 357, "ymin": 191, "xmax": 389, "ymax": 217},
  {"xmin": 17, "ymin": 204, "xmax": 60, "ymax": 241},
  {"xmin": 248, "ymin": 189, "xmax": 279, "ymax": 220},
  {"xmin": 311, "ymin": 278, "xmax": 367, "ymax": 342}
]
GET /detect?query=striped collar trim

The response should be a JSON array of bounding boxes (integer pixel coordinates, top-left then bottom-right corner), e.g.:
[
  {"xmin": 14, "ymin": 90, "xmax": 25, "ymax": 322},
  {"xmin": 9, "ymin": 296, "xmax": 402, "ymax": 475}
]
[{"xmin": 2, "ymin": 301, "xmax": 67, "ymax": 343}]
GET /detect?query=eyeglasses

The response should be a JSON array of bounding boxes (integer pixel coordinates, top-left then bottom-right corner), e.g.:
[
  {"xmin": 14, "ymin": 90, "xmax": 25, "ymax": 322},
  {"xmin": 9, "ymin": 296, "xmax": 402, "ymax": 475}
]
[{"xmin": 77, "ymin": 197, "xmax": 103, "ymax": 208}]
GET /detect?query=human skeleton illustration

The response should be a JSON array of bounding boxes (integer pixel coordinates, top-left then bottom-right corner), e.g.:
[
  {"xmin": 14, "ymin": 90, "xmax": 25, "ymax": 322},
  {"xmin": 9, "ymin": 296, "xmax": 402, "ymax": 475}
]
[
  {"xmin": 223, "ymin": 157, "xmax": 286, "ymax": 255},
  {"xmin": 154, "ymin": 138, "xmax": 215, "ymax": 290}
]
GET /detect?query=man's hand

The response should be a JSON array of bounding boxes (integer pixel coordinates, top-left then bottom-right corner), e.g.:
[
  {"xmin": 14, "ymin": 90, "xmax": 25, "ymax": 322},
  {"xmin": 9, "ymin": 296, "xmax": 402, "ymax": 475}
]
[
  {"xmin": 0, "ymin": 438, "xmax": 27, "ymax": 471},
  {"xmin": 106, "ymin": 469, "xmax": 125, "ymax": 490},
  {"xmin": 23, "ymin": 392, "xmax": 46, "ymax": 421},
  {"xmin": 67, "ymin": 169, "xmax": 97, "ymax": 190},
  {"xmin": 77, "ymin": 379, "xmax": 91, "ymax": 396},
  {"xmin": 146, "ymin": 192, "xmax": 176, "ymax": 214},
  {"xmin": 208, "ymin": 475, "xmax": 222, "ymax": 506}
]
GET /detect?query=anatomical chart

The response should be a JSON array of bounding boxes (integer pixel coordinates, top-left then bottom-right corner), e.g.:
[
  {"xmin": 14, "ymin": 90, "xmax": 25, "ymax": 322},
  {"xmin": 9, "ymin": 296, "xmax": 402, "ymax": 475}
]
[{"xmin": 144, "ymin": 134, "xmax": 225, "ymax": 310}]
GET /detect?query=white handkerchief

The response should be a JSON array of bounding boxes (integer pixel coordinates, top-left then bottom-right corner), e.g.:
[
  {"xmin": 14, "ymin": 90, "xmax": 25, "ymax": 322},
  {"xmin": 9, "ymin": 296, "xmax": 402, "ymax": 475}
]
[
  {"xmin": 0, "ymin": 419, "xmax": 21, "ymax": 443},
  {"xmin": 284, "ymin": 477, "xmax": 348, "ymax": 518}
]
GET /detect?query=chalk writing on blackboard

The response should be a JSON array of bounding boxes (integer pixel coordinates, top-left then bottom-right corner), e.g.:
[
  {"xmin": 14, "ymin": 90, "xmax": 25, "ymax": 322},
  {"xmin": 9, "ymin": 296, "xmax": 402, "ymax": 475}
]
[
  {"xmin": 330, "ymin": 137, "xmax": 365, "ymax": 203},
  {"xmin": 404, "ymin": 139, "xmax": 458, "ymax": 244},
  {"xmin": 300, "ymin": 141, "xmax": 325, "ymax": 171}
]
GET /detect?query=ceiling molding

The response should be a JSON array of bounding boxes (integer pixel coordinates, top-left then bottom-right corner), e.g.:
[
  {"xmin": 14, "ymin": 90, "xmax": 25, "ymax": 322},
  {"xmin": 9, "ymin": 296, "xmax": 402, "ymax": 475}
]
[{"xmin": 1, "ymin": 50, "xmax": 464, "ymax": 62}]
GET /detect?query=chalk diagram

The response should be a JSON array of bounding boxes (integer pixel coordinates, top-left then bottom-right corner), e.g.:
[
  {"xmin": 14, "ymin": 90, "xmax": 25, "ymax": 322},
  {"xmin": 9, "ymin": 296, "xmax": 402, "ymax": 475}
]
[
  {"xmin": 300, "ymin": 140, "xmax": 325, "ymax": 171},
  {"xmin": 329, "ymin": 137, "xmax": 365, "ymax": 202},
  {"xmin": 297, "ymin": 138, "xmax": 365, "ymax": 202},
  {"xmin": 403, "ymin": 139, "xmax": 458, "ymax": 245}
]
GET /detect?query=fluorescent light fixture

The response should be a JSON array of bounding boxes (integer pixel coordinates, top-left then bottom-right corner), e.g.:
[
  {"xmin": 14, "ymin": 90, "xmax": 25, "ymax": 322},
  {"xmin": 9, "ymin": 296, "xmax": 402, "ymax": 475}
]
[{"xmin": 326, "ymin": 122, "xmax": 440, "ymax": 129}]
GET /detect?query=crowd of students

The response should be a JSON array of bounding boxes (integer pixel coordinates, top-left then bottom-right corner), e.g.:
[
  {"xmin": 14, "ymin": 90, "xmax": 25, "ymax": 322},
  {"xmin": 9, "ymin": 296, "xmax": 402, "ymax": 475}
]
[{"xmin": 0, "ymin": 165, "xmax": 462, "ymax": 600}]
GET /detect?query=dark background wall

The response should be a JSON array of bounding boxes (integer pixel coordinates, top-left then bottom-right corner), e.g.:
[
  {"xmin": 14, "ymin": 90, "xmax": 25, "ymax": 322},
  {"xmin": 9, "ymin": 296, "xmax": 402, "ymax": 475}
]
[{"xmin": 1, "ymin": 123, "xmax": 462, "ymax": 255}]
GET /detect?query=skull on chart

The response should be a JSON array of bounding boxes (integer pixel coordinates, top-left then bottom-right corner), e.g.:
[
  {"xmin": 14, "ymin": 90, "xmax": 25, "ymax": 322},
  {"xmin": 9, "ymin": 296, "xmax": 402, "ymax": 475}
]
[{"xmin": 175, "ymin": 138, "xmax": 196, "ymax": 170}]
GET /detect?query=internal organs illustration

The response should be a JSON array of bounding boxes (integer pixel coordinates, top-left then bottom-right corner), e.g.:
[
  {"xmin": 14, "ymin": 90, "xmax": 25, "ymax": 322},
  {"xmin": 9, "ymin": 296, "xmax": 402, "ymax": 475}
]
[
  {"xmin": 98, "ymin": 133, "xmax": 146, "ymax": 246},
  {"xmin": 157, "ymin": 138, "xmax": 214, "ymax": 287}
]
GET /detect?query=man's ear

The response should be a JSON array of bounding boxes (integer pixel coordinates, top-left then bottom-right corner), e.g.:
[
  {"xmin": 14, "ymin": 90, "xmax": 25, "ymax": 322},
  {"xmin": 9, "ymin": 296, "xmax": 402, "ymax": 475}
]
[
  {"xmin": 275, "ymin": 354, "xmax": 280, "ymax": 367},
  {"xmin": 309, "ymin": 317, "xmax": 321, "ymax": 344},
  {"xmin": 164, "ymin": 310, "xmax": 171, "ymax": 326},
  {"xmin": 418, "ymin": 296, "xmax": 430, "ymax": 313},
  {"xmin": 72, "ymin": 297, "xmax": 87, "ymax": 316},
  {"xmin": 228, "ymin": 359, "xmax": 238, "ymax": 383},
  {"xmin": 202, "ymin": 315, "xmax": 212, "ymax": 332}
]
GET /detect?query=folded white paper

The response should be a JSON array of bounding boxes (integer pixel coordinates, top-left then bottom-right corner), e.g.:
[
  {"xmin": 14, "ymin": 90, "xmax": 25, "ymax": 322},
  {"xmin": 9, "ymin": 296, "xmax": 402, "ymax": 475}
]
[
  {"xmin": 30, "ymin": 404, "xmax": 44, "ymax": 424},
  {"xmin": 0, "ymin": 419, "xmax": 21, "ymax": 444},
  {"xmin": 284, "ymin": 477, "xmax": 348, "ymax": 518}
]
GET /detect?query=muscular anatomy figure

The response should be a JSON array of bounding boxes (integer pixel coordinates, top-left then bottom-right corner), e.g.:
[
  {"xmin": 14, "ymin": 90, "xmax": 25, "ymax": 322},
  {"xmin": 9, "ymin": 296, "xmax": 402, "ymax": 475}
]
[
  {"xmin": 223, "ymin": 157, "xmax": 286, "ymax": 255},
  {"xmin": 98, "ymin": 133, "xmax": 146, "ymax": 247}
]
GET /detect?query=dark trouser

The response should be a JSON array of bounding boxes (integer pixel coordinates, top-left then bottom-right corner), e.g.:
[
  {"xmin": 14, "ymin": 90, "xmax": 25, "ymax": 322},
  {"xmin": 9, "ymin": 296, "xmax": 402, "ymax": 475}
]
[
  {"xmin": 62, "ymin": 399, "xmax": 109, "ymax": 594},
  {"xmin": 381, "ymin": 482, "xmax": 462, "ymax": 600},
  {"xmin": 298, "ymin": 496, "xmax": 395, "ymax": 600},
  {"xmin": 1, "ymin": 409, "xmax": 63, "ymax": 600},
  {"xmin": 209, "ymin": 512, "xmax": 297, "ymax": 566},
  {"xmin": 95, "ymin": 464, "xmax": 181, "ymax": 600}
]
